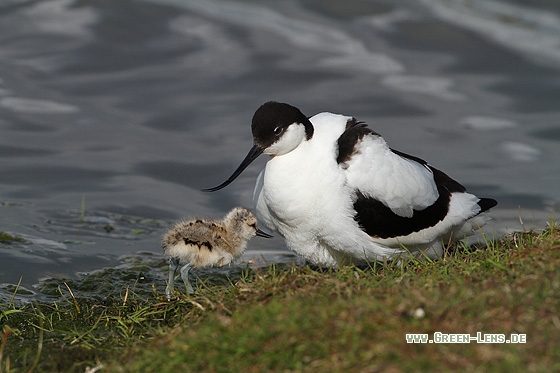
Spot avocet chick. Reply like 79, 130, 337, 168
162, 207, 272, 298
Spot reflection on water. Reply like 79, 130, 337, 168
1, 0, 559, 299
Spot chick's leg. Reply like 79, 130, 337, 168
166, 258, 181, 301
180, 263, 194, 294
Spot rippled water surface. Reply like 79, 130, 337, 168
1, 0, 559, 299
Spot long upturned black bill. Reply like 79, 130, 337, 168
256, 229, 273, 238
202, 145, 265, 192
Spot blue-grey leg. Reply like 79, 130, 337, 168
180, 263, 194, 294
166, 258, 181, 301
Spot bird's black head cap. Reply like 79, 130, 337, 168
251, 101, 314, 148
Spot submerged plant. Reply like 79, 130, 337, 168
0, 232, 25, 244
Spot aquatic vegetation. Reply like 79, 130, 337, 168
0, 232, 25, 244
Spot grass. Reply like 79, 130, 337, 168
1, 223, 559, 372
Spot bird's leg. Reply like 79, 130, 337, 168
180, 262, 194, 294
166, 258, 181, 301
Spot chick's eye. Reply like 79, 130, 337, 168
273, 126, 283, 135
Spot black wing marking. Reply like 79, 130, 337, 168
353, 187, 451, 239
337, 118, 381, 164
477, 198, 497, 212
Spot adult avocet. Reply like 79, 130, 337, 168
204, 102, 497, 267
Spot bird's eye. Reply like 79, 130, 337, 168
273, 126, 283, 135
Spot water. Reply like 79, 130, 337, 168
1, 0, 559, 300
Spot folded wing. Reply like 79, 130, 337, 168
337, 119, 495, 239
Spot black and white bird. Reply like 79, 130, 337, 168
162, 207, 272, 297
204, 102, 497, 267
